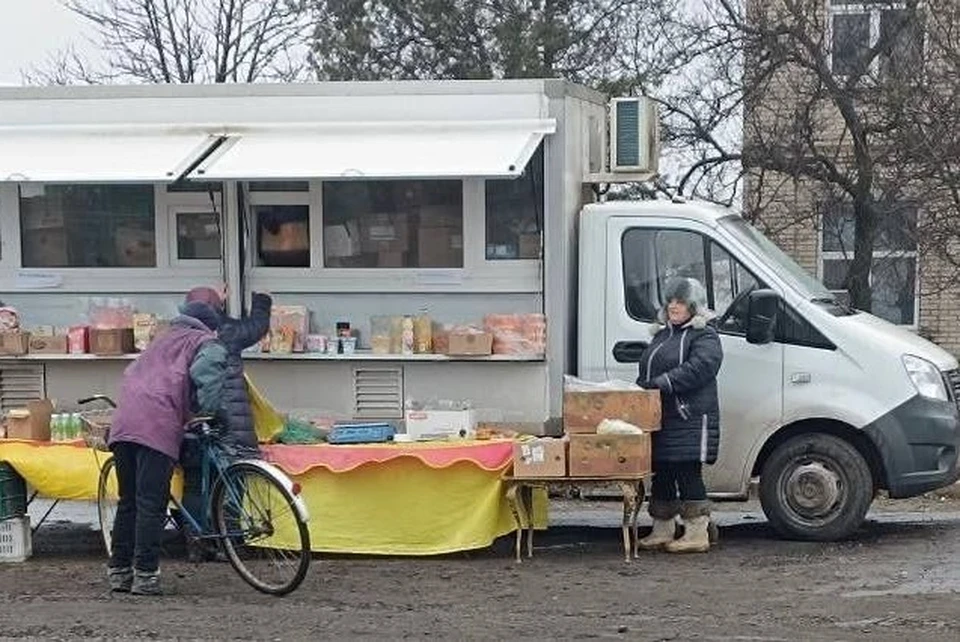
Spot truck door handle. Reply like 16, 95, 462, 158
790, 373, 812, 384
613, 341, 648, 363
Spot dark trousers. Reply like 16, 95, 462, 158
651, 461, 708, 503
108, 441, 175, 573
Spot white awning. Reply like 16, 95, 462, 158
0, 129, 220, 183
191, 120, 556, 180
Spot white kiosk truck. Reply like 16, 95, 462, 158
575, 197, 960, 541
0, 81, 956, 542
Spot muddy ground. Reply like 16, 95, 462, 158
3, 495, 960, 641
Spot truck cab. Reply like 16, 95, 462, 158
577, 199, 960, 540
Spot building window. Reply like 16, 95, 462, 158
176, 211, 221, 260
485, 144, 543, 260
820, 200, 918, 325
829, 1, 923, 78
19, 184, 156, 268
322, 180, 463, 269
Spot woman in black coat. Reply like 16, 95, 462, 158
182, 286, 272, 457
636, 277, 723, 553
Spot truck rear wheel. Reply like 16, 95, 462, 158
759, 433, 873, 541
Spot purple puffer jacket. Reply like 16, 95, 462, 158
109, 316, 217, 460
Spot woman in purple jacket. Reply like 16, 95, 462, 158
106, 300, 227, 596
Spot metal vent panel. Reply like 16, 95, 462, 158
353, 367, 403, 419
0, 363, 45, 412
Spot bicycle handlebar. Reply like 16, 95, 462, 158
77, 395, 117, 408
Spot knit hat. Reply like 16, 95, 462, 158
657, 277, 712, 328
184, 286, 224, 312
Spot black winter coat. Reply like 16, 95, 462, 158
216, 292, 272, 457
637, 319, 723, 465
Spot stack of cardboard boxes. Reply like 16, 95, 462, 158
417, 205, 462, 268
361, 212, 411, 267
512, 387, 661, 478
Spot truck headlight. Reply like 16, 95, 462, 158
903, 355, 949, 402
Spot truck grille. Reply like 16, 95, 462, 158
945, 369, 960, 407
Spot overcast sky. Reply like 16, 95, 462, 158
0, 0, 93, 84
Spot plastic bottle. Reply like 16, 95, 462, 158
50, 414, 62, 442
70, 413, 81, 441
401, 316, 414, 355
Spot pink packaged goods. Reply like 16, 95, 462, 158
270, 306, 309, 353
483, 313, 547, 356
67, 326, 89, 354
0, 307, 21, 333
88, 298, 134, 329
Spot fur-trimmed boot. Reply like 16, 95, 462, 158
666, 501, 711, 553
638, 501, 679, 550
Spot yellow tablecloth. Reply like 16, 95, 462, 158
0, 439, 544, 556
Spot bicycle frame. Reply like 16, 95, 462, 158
171, 429, 243, 540
170, 427, 309, 540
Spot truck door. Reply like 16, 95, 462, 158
603, 217, 784, 496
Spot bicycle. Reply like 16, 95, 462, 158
79, 395, 312, 596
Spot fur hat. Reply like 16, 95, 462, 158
656, 277, 712, 329
183, 286, 224, 312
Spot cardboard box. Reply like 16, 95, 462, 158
28, 335, 68, 355
417, 226, 463, 268
518, 233, 541, 259
6, 399, 53, 441
378, 250, 405, 268
563, 390, 661, 434
21, 229, 69, 267
260, 221, 309, 253
361, 214, 410, 253
446, 332, 493, 356
115, 226, 156, 267
513, 438, 566, 478
404, 408, 476, 441
0, 332, 30, 356
324, 223, 361, 259
568, 433, 651, 477
90, 328, 135, 356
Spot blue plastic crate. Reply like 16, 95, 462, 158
327, 422, 396, 445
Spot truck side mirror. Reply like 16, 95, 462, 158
746, 289, 779, 345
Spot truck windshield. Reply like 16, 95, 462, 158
718, 215, 837, 303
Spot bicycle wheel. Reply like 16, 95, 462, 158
211, 462, 310, 596
96, 457, 118, 555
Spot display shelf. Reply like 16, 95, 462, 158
0, 351, 545, 363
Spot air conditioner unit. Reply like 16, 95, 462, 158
609, 97, 659, 174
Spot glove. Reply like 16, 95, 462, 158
637, 380, 659, 391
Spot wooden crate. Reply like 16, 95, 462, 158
513, 438, 567, 478
568, 433, 651, 478
563, 390, 661, 434
0, 332, 30, 356
90, 328, 135, 356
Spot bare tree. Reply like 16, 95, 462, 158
699, 0, 960, 318
24, 0, 312, 84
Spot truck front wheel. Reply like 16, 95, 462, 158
759, 433, 874, 541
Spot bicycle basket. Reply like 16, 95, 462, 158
80, 410, 113, 452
